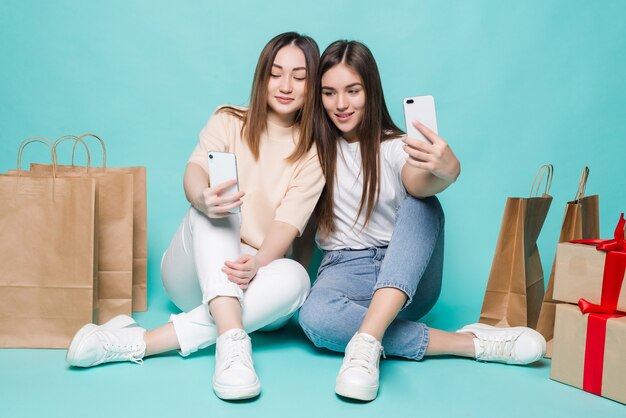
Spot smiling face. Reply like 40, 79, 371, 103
266, 44, 307, 127
320, 63, 366, 142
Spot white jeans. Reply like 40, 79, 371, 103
161, 207, 311, 356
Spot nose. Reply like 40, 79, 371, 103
336, 93, 348, 111
279, 76, 293, 93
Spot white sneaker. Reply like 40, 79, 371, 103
213, 329, 261, 400
457, 323, 546, 365
66, 315, 146, 367
335, 333, 384, 401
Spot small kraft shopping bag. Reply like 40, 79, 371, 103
53, 135, 134, 323
0, 138, 96, 348
536, 167, 599, 357
30, 133, 148, 312
479, 164, 553, 328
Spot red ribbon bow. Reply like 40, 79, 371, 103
571, 213, 626, 311
571, 212, 625, 252
578, 298, 626, 316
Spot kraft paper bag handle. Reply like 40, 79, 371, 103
71, 133, 107, 168
16, 137, 57, 197
53, 135, 92, 170
530, 164, 554, 197
574, 166, 590, 202
17, 137, 56, 176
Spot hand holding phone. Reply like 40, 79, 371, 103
401, 95, 460, 183
403, 95, 438, 143
208, 151, 241, 214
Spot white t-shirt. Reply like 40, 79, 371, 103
316, 137, 408, 250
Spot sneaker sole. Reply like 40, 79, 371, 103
213, 379, 261, 400
335, 380, 378, 401
66, 315, 137, 367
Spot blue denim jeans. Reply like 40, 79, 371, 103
299, 195, 444, 360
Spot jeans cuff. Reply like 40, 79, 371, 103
372, 281, 414, 308
413, 324, 430, 360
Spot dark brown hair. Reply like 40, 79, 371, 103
220, 32, 320, 162
315, 40, 404, 236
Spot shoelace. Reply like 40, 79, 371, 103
477, 334, 520, 361
343, 338, 384, 374
102, 342, 144, 364
222, 335, 251, 370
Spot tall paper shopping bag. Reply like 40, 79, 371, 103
536, 167, 599, 357
30, 133, 147, 312
0, 139, 96, 348
479, 164, 553, 328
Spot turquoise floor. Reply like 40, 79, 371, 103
2, 1, 626, 416
2, 286, 624, 418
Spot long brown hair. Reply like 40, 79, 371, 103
220, 32, 319, 163
315, 40, 404, 237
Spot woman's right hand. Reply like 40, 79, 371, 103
193, 179, 245, 218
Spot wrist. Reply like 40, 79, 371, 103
253, 253, 269, 270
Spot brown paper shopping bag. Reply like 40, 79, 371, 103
479, 164, 553, 328
0, 139, 96, 348
536, 167, 599, 357
25, 135, 135, 324
31, 133, 148, 312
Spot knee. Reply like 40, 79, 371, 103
265, 258, 311, 300
404, 195, 444, 219
398, 195, 445, 233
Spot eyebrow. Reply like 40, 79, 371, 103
272, 64, 307, 71
321, 82, 363, 89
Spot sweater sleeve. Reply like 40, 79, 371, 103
274, 151, 325, 235
187, 109, 232, 173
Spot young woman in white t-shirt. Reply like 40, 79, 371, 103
66, 32, 325, 401
298, 40, 546, 401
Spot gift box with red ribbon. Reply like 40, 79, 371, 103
553, 214, 626, 312
551, 303, 626, 404
550, 214, 626, 404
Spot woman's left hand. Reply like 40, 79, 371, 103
403, 121, 460, 183
223, 255, 259, 289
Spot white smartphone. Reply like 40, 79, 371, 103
207, 151, 240, 214
403, 95, 438, 143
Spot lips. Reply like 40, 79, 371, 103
275, 96, 294, 104
334, 112, 354, 122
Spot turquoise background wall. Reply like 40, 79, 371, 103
1, 0, 625, 328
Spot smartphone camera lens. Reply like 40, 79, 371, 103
209, 154, 213, 159
406, 99, 414, 104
